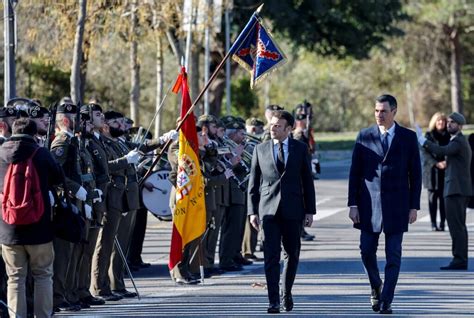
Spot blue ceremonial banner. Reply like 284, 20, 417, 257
229, 12, 287, 88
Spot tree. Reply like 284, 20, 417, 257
70, 0, 87, 104
409, 0, 474, 114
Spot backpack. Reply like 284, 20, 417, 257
1, 147, 44, 225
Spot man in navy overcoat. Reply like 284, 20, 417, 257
348, 94, 422, 314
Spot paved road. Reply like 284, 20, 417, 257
58, 156, 474, 317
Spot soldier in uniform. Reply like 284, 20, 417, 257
219, 119, 252, 271
64, 110, 103, 309
50, 102, 89, 312
26, 102, 50, 147
241, 117, 265, 261
197, 115, 234, 278
0, 107, 17, 145
90, 110, 140, 301
292, 106, 317, 242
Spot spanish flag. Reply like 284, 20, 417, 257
169, 66, 206, 272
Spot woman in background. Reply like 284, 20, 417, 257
421, 112, 451, 231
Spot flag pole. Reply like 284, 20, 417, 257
140, 4, 264, 184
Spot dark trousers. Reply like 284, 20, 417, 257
444, 195, 469, 265
129, 207, 148, 265
262, 214, 302, 304
360, 231, 403, 305
428, 190, 445, 227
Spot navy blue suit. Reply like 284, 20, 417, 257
348, 123, 421, 305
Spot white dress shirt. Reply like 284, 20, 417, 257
378, 123, 396, 151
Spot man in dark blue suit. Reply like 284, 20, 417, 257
248, 110, 316, 314
348, 94, 422, 315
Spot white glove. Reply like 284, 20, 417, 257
84, 204, 93, 220
224, 169, 234, 180
49, 191, 55, 206
125, 149, 140, 164
414, 124, 427, 145
75, 186, 87, 201
159, 130, 179, 144
92, 188, 103, 203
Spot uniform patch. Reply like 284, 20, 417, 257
93, 149, 99, 156
55, 148, 64, 157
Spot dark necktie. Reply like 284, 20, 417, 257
276, 142, 285, 174
381, 133, 389, 155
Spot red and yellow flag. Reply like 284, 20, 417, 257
168, 67, 206, 271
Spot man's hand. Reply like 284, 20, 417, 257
349, 207, 360, 224
414, 124, 427, 145
250, 214, 260, 231
436, 161, 447, 170
409, 209, 417, 224
304, 214, 313, 227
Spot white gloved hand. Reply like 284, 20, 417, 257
84, 204, 93, 220
414, 124, 427, 145
159, 129, 179, 144
125, 149, 140, 164
92, 188, 103, 203
224, 169, 234, 180
75, 186, 87, 201
49, 191, 55, 206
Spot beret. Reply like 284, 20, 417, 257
56, 103, 77, 114
245, 117, 264, 126
448, 112, 466, 125
84, 102, 103, 113
103, 110, 124, 120
265, 104, 283, 111
220, 115, 236, 125
0, 107, 17, 118
28, 105, 50, 119
225, 120, 245, 130
198, 114, 218, 124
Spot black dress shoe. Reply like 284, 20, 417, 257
219, 264, 243, 272
54, 301, 81, 312
96, 293, 123, 301
440, 263, 467, 270
379, 301, 392, 314
175, 277, 200, 285
80, 295, 105, 306
234, 256, 253, 266
267, 303, 280, 314
71, 300, 90, 309
370, 284, 382, 312
281, 294, 293, 312
113, 289, 138, 298
139, 261, 151, 268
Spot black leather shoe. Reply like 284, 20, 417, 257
54, 301, 81, 312
234, 256, 253, 266
80, 296, 105, 306
113, 289, 138, 298
219, 264, 243, 272
440, 263, 467, 270
267, 303, 280, 314
379, 301, 392, 314
175, 277, 200, 285
71, 300, 90, 309
301, 233, 315, 241
281, 294, 293, 312
370, 284, 382, 312
96, 293, 123, 301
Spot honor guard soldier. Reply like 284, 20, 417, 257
219, 119, 252, 271
0, 107, 18, 145
50, 102, 88, 313
90, 110, 139, 301
26, 101, 51, 147
196, 115, 234, 278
